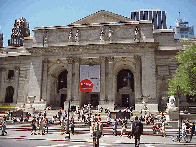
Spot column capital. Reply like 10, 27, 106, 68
73, 57, 81, 63
99, 56, 106, 62
107, 56, 114, 62
43, 58, 49, 64
134, 55, 141, 61
14, 66, 20, 71
67, 57, 73, 64
0, 67, 6, 72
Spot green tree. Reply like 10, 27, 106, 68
168, 40, 196, 96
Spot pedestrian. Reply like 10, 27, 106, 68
131, 116, 143, 147
99, 119, 103, 136
40, 118, 45, 135
6, 110, 10, 120
44, 111, 47, 118
31, 117, 37, 135
113, 119, 117, 136
90, 122, 95, 137
78, 109, 80, 121
20, 115, 23, 123
71, 122, 75, 135
64, 110, 67, 118
3, 115, 6, 122
190, 122, 195, 140
120, 122, 127, 136
161, 119, 166, 137
107, 116, 111, 125
58, 109, 62, 121
60, 117, 66, 135
182, 120, 186, 136
44, 118, 49, 134
1, 121, 7, 135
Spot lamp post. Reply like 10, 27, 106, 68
177, 85, 180, 142
65, 100, 70, 139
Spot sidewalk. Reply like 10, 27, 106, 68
1, 123, 196, 146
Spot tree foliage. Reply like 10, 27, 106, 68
168, 40, 196, 96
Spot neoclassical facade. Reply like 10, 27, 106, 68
0, 10, 185, 112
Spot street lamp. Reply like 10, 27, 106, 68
177, 85, 180, 142
65, 100, 70, 139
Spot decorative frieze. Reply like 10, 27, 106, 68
26, 43, 159, 54
0, 56, 30, 62
67, 57, 73, 64
107, 56, 114, 62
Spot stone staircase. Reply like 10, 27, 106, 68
1, 109, 181, 136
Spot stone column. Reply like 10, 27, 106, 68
67, 57, 73, 101
46, 74, 52, 105
141, 51, 156, 99
28, 57, 42, 101
100, 56, 106, 102
108, 56, 114, 101
74, 57, 80, 101
14, 66, 20, 103
0, 67, 6, 103
42, 59, 48, 101
134, 55, 142, 100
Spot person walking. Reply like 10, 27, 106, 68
99, 119, 103, 136
90, 122, 95, 137
31, 117, 37, 135
1, 121, 7, 135
120, 122, 127, 136
44, 111, 47, 118
113, 119, 117, 136
132, 116, 143, 147
6, 110, 11, 120
58, 109, 62, 121
71, 122, 75, 135
161, 119, 166, 137
190, 122, 195, 140
44, 118, 49, 134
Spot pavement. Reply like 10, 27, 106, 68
0, 121, 195, 147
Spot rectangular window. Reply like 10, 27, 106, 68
8, 70, 14, 79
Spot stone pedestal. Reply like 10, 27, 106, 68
135, 104, 159, 115
168, 111, 179, 121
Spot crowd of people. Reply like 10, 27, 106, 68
0, 103, 195, 145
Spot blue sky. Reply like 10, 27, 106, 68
0, 0, 196, 46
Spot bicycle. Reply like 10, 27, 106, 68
171, 130, 191, 143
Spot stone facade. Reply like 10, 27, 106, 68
0, 10, 187, 112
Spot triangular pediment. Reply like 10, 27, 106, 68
70, 10, 136, 25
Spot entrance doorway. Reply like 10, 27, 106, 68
60, 94, 67, 109
5, 86, 14, 103
91, 94, 99, 109
122, 94, 129, 108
